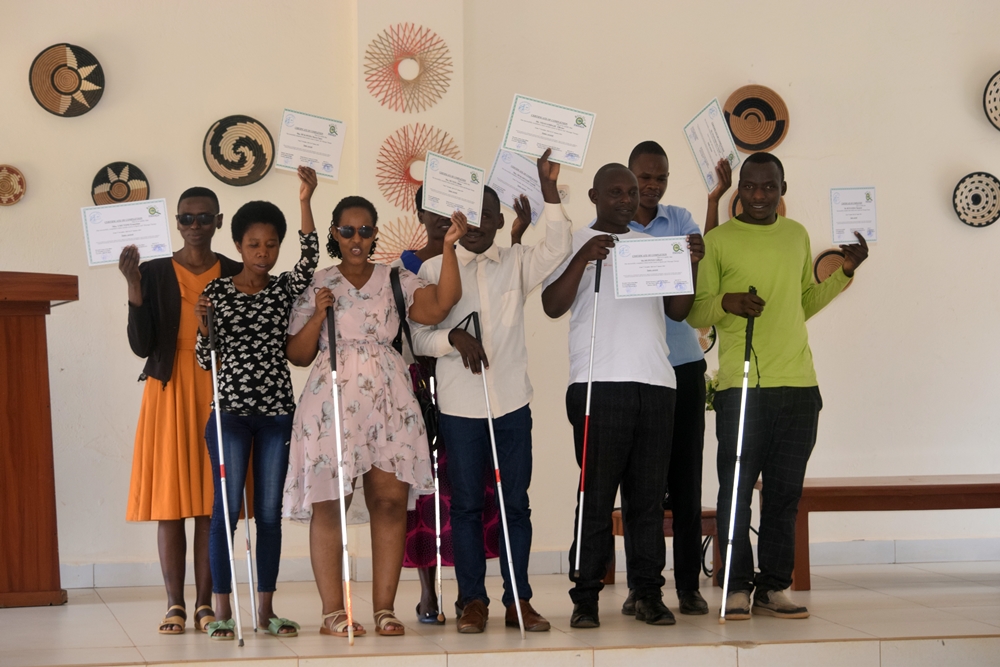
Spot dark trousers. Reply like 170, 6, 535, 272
205, 411, 292, 595
623, 358, 706, 592
714, 386, 822, 594
567, 382, 675, 604
440, 405, 533, 608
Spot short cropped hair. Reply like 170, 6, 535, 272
628, 141, 668, 168
742, 152, 785, 181
593, 162, 632, 188
414, 186, 424, 213
177, 186, 219, 211
483, 185, 500, 214
327, 196, 379, 259
231, 201, 287, 243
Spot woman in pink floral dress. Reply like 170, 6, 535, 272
283, 195, 465, 637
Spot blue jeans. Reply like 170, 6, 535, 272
440, 405, 533, 608
205, 411, 292, 594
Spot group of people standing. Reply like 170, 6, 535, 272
122, 140, 868, 640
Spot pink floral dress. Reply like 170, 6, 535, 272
283, 264, 433, 522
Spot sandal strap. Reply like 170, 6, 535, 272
322, 610, 349, 632
195, 605, 214, 615
206, 619, 236, 635
373, 608, 402, 629
267, 617, 300, 633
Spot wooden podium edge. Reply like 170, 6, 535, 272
0, 589, 68, 608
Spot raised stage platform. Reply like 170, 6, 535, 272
1, 563, 997, 667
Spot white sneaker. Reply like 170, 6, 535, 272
752, 589, 810, 619
723, 591, 751, 620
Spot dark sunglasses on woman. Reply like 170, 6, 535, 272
176, 213, 219, 226
336, 225, 375, 239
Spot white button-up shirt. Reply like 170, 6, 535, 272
411, 203, 572, 419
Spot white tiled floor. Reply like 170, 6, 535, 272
1, 563, 998, 667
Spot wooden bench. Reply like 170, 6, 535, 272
753, 474, 1000, 591
603, 506, 722, 586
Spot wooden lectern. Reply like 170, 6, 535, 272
0, 272, 78, 607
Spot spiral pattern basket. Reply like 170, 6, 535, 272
723, 85, 789, 152
203, 115, 274, 186
29, 43, 104, 117
813, 249, 852, 290
953, 172, 1000, 227
984, 70, 1000, 131
91, 162, 149, 205
370, 216, 429, 265
0, 165, 26, 206
364, 23, 453, 113
376, 123, 461, 212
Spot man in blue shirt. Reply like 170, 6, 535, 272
617, 141, 728, 616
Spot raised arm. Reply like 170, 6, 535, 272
511, 194, 531, 245
299, 166, 317, 236
122, 249, 154, 357
520, 149, 573, 291
705, 159, 732, 234
286, 167, 321, 297
541, 234, 615, 318
407, 212, 467, 325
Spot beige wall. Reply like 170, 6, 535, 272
1, 0, 998, 569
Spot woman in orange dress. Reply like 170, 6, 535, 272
122, 187, 242, 634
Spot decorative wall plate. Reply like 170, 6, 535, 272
698, 326, 717, 353
370, 216, 428, 265
376, 123, 461, 212
0, 165, 27, 206
813, 249, 852, 290
91, 162, 149, 205
723, 85, 789, 152
729, 191, 786, 219
203, 115, 274, 186
984, 70, 1000, 131
953, 172, 1000, 227
29, 43, 104, 117
364, 23, 452, 113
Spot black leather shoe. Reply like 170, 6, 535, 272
677, 589, 709, 615
570, 600, 600, 628
635, 596, 676, 625
621, 589, 636, 616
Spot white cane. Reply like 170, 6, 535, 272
327, 306, 355, 644
206, 304, 245, 645
430, 375, 445, 623
572, 257, 603, 579
467, 312, 525, 639
720, 286, 757, 624
243, 488, 257, 632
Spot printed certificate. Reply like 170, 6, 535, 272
276, 109, 346, 180
486, 148, 543, 225
683, 99, 741, 192
421, 152, 486, 227
501, 94, 595, 168
613, 236, 694, 299
82, 199, 172, 267
831, 187, 877, 244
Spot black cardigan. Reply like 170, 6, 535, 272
127, 254, 243, 385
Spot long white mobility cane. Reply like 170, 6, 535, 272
243, 488, 257, 632
719, 286, 757, 624
465, 312, 526, 639
430, 375, 445, 623
326, 306, 355, 645
206, 304, 245, 645
572, 258, 603, 580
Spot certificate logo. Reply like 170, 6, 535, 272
672, 242, 683, 253
328, 124, 338, 136
617, 245, 631, 258
517, 101, 532, 114
833, 192, 841, 204
470, 173, 479, 184
148, 206, 160, 216
429, 158, 440, 171
284, 114, 296, 126
323, 162, 333, 173
865, 191, 872, 202
574, 116, 587, 128
708, 106, 718, 119
88, 211, 102, 223
501, 152, 513, 164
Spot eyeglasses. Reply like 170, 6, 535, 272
177, 213, 219, 226
336, 225, 375, 239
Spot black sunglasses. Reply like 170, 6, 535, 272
336, 225, 375, 239
176, 213, 219, 226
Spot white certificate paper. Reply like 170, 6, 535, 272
81, 199, 172, 267
501, 95, 595, 168
831, 187, 877, 244
421, 152, 485, 227
684, 99, 741, 192
276, 109, 346, 180
613, 236, 694, 299
487, 148, 543, 225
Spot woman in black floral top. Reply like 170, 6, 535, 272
193, 167, 319, 639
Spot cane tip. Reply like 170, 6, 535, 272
437, 613, 445, 623
238, 638, 245, 646
718, 617, 726, 625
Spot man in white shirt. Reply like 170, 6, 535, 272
412, 150, 571, 634
541, 163, 703, 629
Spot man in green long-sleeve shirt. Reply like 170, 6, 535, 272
688, 153, 869, 620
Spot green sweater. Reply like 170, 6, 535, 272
688, 216, 849, 391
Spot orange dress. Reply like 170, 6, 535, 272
126, 260, 219, 521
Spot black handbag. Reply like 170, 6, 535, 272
389, 267, 439, 446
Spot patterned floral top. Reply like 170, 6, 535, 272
196, 231, 319, 416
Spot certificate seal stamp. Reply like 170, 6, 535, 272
203, 115, 274, 186
0, 165, 27, 206
29, 43, 105, 117
723, 85, 789, 152
501, 151, 513, 164
953, 172, 1000, 228
284, 114, 296, 126
364, 23, 452, 113
92, 162, 150, 205
376, 123, 461, 212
